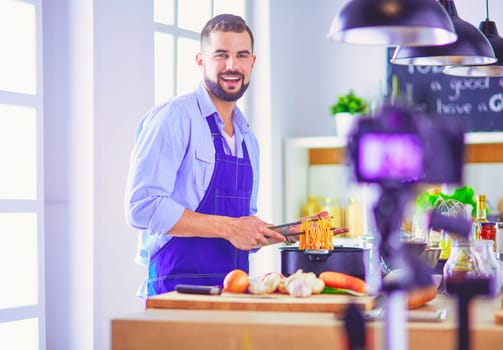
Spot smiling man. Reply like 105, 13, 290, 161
124, 14, 286, 298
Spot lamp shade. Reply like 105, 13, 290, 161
327, 0, 457, 46
443, 20, 503, 77
391, 0, 496, 66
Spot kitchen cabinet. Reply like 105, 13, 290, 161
283, 132, 503, 223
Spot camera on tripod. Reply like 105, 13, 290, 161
348, 104, 466, 187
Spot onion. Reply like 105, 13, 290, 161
223, 269, 249, 293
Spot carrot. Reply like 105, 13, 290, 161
318, 271, 366, 294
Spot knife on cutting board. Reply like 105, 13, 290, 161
175, 284, 222, 295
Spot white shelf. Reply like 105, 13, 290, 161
465, 132, 503, 144
286, 132, 503, 149
283, 133, 503, 223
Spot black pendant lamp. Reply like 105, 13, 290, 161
444, 0, 503, 77
391, 0, 496, 66
327, 0, 457, 46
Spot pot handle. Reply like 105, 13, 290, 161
304, 249, 332, 262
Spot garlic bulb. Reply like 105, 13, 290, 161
302, 272, 325, 294
248, 277, 269, 294
261, 272, 281, 293
288, 279, 312, 298
248, 269, 324, 297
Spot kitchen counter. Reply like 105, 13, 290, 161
111, 293, 503, 350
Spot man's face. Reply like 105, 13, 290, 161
198, 31, 256, 102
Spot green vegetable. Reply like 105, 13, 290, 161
321, 286, 365, 297
415, 185, 476, 216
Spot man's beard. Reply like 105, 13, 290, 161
205, 72, 249, 102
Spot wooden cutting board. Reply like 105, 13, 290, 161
146, 291, 376, 313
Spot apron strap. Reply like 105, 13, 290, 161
206, 115, 226, 154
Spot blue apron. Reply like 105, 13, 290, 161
147, 115, 253, 296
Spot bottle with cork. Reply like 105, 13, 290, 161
473, 194, 489, 240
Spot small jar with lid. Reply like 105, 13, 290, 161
479, 222, 497, 252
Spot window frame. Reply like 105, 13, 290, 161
154, 0, 248, 110
0, 0, 46, 348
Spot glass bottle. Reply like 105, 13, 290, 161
301, 196, 321, 217
370, 80, 385, 116
443, 240, 478, 284
472, 240, 501, 295
439, 230, 452, 260
473, 194, 488, 240
319, 197, 344, 229
428, 228, 442, 249
346, 197, 363, 238
443, 240, 499, 296
391, 74, 401, 105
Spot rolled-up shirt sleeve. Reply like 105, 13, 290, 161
125, 104, 190, 237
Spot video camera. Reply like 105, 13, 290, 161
344, 104, 476, 350
347, 103, 471, 283
348, 104, 466, 187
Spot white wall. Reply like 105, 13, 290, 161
270, 0, 503, 139
268, 0, 503, 221
92, 1, 154, 349
268, 0, 388, 224
42, 0, 503, 349
44, 1, 151, 349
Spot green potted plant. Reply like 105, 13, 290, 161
330, 90, 368, 115
330, 90, 368, 137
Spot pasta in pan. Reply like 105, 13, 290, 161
298, 216, 333, 250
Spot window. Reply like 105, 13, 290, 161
153, 0, 247, 106
0, 0, 45, 349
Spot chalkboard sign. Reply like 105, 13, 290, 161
386, 48, 503, 132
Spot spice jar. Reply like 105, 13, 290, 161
480, 222, 497, 252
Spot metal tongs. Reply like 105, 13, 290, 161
268, 216, 348, 237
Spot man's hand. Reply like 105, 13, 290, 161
168, 210, 333, 250
223, 216, 286, 250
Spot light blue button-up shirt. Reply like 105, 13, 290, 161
125, 83, 260, 266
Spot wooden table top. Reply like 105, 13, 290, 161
112, 294, 503, 350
